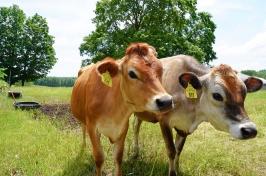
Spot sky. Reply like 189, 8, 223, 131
0, 0, 265, 76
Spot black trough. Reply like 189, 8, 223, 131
8, 91, 22, 98
14, 102, 41, 110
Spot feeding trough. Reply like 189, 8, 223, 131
14, 101, 41, 110
8, 91, 22, 98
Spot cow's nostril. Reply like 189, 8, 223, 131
241, 127, 257, 139
155, 96, 173, 111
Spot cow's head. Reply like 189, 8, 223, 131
179, 64, 262, 139
97, 43, 173, 113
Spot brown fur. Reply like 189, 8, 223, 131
212, 64, 245, 103
71, 43, 170, 176
126, 43, 156, 57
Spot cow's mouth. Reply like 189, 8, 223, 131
158, 103, 174, 114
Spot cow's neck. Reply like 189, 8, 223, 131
113, 77, 133, 117
190, 92, 211, 133
189, 92, 207, 133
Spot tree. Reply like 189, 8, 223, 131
0, 5, 25, 85
0, 68, 6, 80
0, 68, 7, 88
0, 5, 56, 86
80, 0, 216, 65
20, 14, 56, 86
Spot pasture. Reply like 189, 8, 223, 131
0, 86, 265, 176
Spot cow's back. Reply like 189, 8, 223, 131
71, 64, 96, 124
71, 62, 122, 125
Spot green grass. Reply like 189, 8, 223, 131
0, 86, 265, 176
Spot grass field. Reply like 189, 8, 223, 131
0, 86, 265, 176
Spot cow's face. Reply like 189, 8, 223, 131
120, 43, 173, 113
97, 43, 173, 113
179, 65, 262, 139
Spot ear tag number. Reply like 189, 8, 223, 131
101, 71, 112, 87
185, 83, 197, 99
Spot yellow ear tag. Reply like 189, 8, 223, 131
101, 71, 112, 87
185, 83, 197, 99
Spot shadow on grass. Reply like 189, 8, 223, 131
58, 148, 190, 176
122, 157, 190, 176
58, 148, 95, 176
122, 156, 168, 176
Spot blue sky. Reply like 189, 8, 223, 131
198, 0, 266, 71
0, 0, 265, 76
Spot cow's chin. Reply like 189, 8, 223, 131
143, 106, 173, 116
229, 122, 257, 140
144, 102, 172, 114
144, 103, 160, 113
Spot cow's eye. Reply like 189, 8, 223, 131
128, 70, 138, 79
212, 93, 223, 102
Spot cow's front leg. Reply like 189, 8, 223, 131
132, 116, 142, 158
160, 122, 177, 176
113, 121, 129, 176
87, 124, 104, 176
81, 124, 87, 148
174, 133, 187, 171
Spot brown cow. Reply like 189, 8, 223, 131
71, 43, 173, 176
133, 55, 263, 176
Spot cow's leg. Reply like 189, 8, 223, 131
160, 122, 177, 176
174, 134, 187, 171
87, 125, 104, 176
82, 124, 86, 148
132, 116, 142, 158
113, 122, 129, 176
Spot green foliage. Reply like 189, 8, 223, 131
0, 68, 6, 80
0, 80, 7, 88
0, 68, 7, 88
241, 69, 266, 79
34, 77, 76, 87
80, 0, 216, 65
0, 5, 57, 86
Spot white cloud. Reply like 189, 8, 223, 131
212, 30, 266, 71
198, 0, 265, 71
197, 0, 217, 10
197, 0, 252, 15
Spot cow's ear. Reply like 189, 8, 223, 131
244, 77, 263, 92
97, 58, 119, 77
179, 72, 202, 89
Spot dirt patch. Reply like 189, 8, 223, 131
38, 103, 80, 129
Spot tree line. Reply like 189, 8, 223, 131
34, 77, 76, 87
241, 70, 266, 79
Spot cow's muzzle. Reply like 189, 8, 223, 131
229, 121, 257, 139
241, 126, 257, 139
155, 94, 173, 112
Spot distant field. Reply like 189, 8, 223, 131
0, 86, 265, 176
